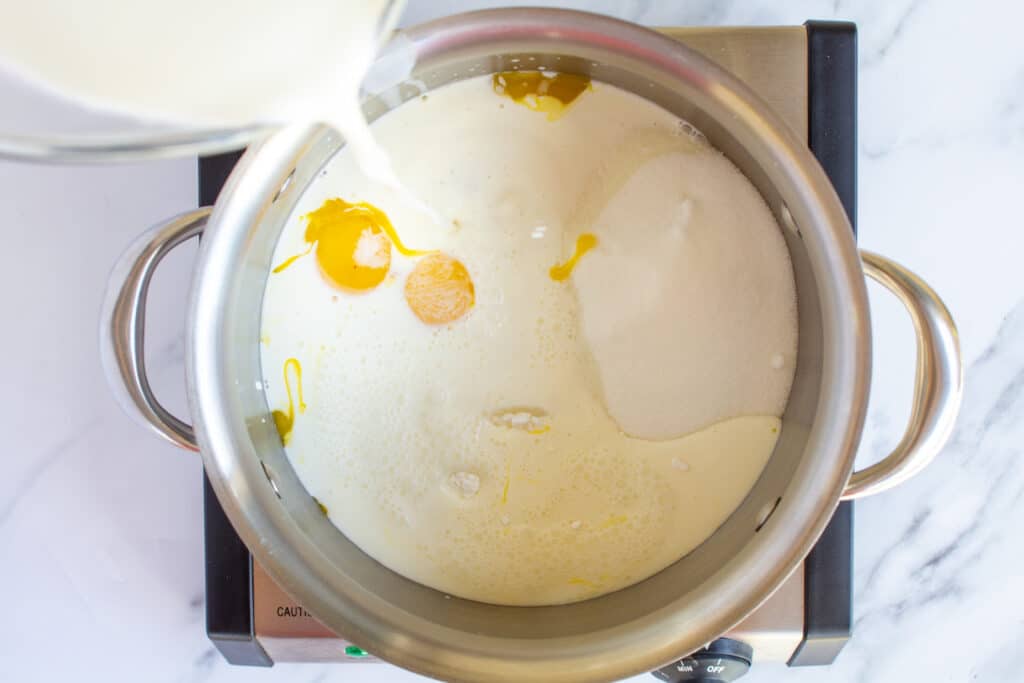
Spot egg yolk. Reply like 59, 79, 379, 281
550, 233, 598, 281
404, 253, 475, 325
272, 198, 433, 292
272, 357, 305, 446
492, 71, 592, 120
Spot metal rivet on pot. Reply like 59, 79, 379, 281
779, 202, 800, 238
755, 497, 782, 532
272, 168, 295, 204
261, 460, 282, 499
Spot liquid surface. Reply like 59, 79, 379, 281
261, 74, 797, 605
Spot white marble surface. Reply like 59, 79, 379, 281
0, 0, 1020, 681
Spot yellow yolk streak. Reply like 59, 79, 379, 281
272, 358, 306, 446
598, 514, 629, 530
312, 496, 329, 516
550, 233, 598, 281
492, 71, 592, 121
568, 577, 597, 588
271, 244, 313, 273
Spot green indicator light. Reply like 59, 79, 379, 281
345, 645, 368, 658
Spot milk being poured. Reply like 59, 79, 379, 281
0, 0, 402, 181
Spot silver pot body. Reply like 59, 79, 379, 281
101, 9, 962, 682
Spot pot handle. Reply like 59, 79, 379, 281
100, 208, 212, 452
840, 251, 963, 500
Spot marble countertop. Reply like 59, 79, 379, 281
1, 1, 1020, 681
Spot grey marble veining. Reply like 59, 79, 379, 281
1, 1, 1021, 681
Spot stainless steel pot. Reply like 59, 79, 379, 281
100, 9, 962, 682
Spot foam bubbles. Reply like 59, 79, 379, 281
448, 471, 481, 497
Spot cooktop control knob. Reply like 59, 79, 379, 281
651, 638, 753, 682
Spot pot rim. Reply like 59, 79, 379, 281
187, 8, 870, 682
